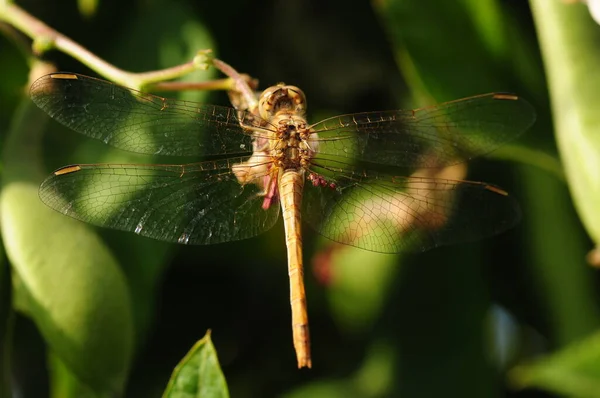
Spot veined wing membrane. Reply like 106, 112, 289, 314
309, 93, 536, 169
303, 162, 520, 253
30, 73, 263, 157
38, 157, 280, 245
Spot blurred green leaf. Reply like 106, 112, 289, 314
374, 0, 536, 103
510, 330, 600, 397
48, 352, 105, 398
518, 165, 600, 345
491, 144, 564, 181
1, 77, 133, 395
323, 246, 400, 334
530, 0, 600, 245
0, 244, 11, 398
162, 330, 229, 398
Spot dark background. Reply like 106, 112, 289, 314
1, 0, 598, 397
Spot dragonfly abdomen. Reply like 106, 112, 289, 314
279, 169, 311, 368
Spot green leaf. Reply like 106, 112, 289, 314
1, 76, 134, 395
0, 243, 11, 398
510, 330, 600, 397
162, 330, 230, 398
323, 246, 400, 334
48, 352, 106, 398
530, 0, 600, 245
374, 0, 539, 103
518, 165, 600, 345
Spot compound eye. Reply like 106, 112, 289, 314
286, 86, 307, 114
258, 84, 307, 119
258, 84, 283, 119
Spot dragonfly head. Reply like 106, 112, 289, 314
258, 84, 306, 120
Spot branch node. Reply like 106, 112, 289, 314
193, 49, 214, 70
32, 35, 54, 56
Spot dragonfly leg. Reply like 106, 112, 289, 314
211, 58, 260, 114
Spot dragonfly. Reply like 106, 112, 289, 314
30, 71, 535, 369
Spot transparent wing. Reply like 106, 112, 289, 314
303, 161, 520, 253
30, 73, 265, 157
38, 157, 280, 245
309, 93, 536, 169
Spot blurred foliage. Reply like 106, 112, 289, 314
0, 0, 600, 397
2, 64, 133, 396
531, 0, 600, 245
0, 240, 10, 398
510, 330, 600, 397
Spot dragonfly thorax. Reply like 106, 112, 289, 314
258, 83, 307, 120
271, 114, 312, 171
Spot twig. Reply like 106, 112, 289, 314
0, 1, 257, 94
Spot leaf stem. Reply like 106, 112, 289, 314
0, 2, 256, 93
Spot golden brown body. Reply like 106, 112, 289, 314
233, 84, 314, 368
279, 170, 311, 368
